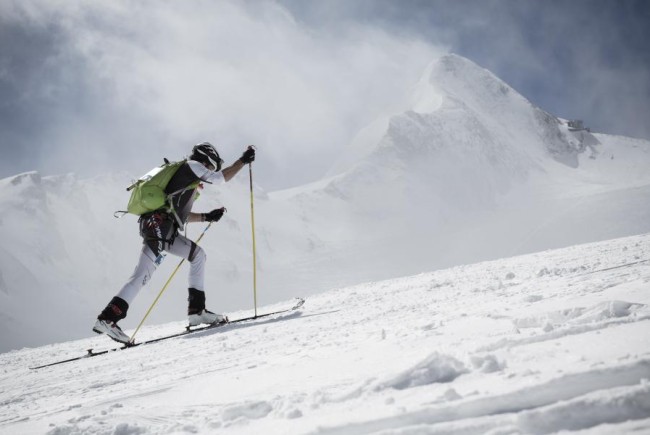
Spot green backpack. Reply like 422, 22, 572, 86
125, 159, 198, 216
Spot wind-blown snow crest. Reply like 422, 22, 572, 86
1, 232, 649, 434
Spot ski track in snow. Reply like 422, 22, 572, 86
1, 234, 650, 434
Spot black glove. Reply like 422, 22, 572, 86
204, 208, 226, 222
239, 146, 256, 164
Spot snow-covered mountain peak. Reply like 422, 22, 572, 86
421, 54, 601, 168
0, 172, 49, 213
323, 55, 567, 214
425, 54, 527, 111
1, 171, 82, 197
328, 53, 602, 198
0, 171, 43, 193
3, 171, 41, 185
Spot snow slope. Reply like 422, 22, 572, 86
2, 53, 650, 352
1, 233, 649, 434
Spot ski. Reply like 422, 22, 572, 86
30, 298, 305, 370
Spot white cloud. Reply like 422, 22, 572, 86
1, 0, 441, 189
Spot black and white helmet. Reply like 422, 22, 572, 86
190, 142, 223, 171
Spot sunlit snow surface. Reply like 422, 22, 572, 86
1, 233, 649, 434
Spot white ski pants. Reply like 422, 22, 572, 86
116, 234, 207, 305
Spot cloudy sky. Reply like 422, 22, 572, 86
1, 0, 648, 190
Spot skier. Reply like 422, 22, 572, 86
93, 142, 256, 343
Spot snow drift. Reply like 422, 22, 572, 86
1, 232, 649, 434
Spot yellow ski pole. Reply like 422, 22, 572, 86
129, 221, 213, 344
249, 162, 258, 317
